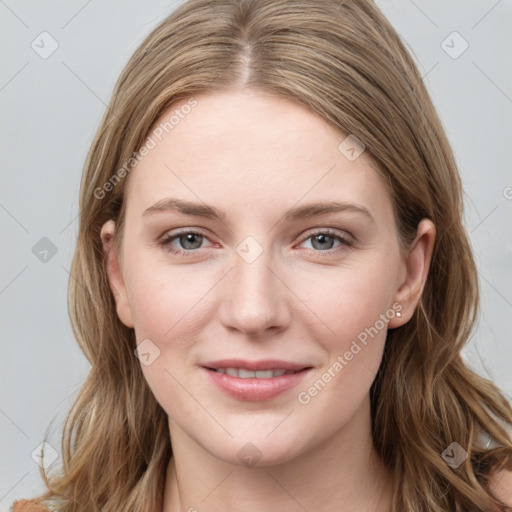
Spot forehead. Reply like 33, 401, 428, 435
125, 89, 392, 221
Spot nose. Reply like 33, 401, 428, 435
217, 243, 291, 337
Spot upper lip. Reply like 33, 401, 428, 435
201, 359, 312, 372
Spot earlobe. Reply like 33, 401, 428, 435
389, 219, 436, 327
100, 220, 134, 328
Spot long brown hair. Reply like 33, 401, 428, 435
27, 0, 512, 510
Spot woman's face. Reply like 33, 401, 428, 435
102, 89, 433, 467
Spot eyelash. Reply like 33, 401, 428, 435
158, 228, 354, 258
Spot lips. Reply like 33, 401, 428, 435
201, 358, 310, 372
201, 359, 313, 401
211, 368, 293, 378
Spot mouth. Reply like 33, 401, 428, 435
206, 367, 304, 378
200, 359, 313, 401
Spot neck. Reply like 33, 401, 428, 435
161, 395, 393, 512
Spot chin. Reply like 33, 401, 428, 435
204, 432, 307, 469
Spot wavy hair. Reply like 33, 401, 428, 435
25, 0, 512, 510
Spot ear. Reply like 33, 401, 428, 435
388, 218, 436, 328
100, 220, 134, 328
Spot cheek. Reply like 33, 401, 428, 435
125, 262, 219, 409
293, 258, 397, 405
126, 259, 214, 343
297, 257, 397, 345
126, 265, 209, 416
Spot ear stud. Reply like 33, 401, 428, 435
396, 311, 402, 318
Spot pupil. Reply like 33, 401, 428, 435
181, 233, 202, 250
312, 234, 333, 250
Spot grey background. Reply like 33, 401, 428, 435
1, 0, 511, 508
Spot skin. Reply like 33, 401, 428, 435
101, 89, 436, 512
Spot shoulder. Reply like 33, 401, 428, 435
490, 468, 512, 509
10, 499, 49, 512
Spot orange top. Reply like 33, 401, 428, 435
10, 500, 49, 512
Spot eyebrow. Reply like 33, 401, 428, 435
143, 198, 374, 224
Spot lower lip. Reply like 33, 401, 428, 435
202, 367, 312, 401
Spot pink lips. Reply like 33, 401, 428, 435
201, 359, 313, 401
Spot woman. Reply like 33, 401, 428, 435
12, 0, 512, 510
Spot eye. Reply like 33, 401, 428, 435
298, 229, 354, 254
158, 229, 214, 256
